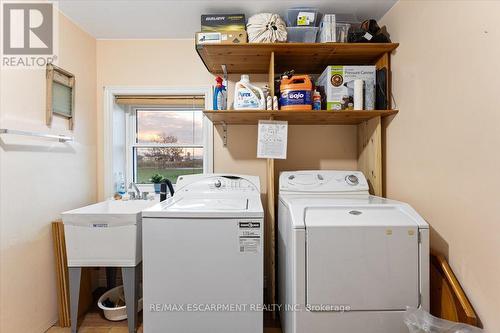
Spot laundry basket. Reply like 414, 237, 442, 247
97, 285, 143, 321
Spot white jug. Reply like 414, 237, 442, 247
234, 75, 266, 110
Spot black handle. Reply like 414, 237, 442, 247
160, 179, 175, 202
164, 179, 175, 197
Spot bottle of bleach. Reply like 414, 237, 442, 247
234, 75, 266, 110
213, 76, 227, 110
279, 75, 313, 110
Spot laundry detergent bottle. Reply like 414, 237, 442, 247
234, 75, 266, 110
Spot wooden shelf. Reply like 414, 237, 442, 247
196, 40, 399, 309
196, 43, 399, 74
203, 109, 398, 125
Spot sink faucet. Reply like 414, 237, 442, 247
129, 182, 141, 197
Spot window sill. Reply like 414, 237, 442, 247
134, 183, 177, 194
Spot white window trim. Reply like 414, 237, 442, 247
103, 87, 213, 199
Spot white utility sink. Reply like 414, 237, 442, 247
63, 199, 156, 225
62, 199, 157, 267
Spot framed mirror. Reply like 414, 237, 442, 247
46, 64, 75, 129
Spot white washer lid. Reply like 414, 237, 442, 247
305, 206, 418, 228
280, 194, 429, 229
142, 196, 264, 218
170, 197, 248, 210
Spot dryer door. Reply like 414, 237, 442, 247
305, 206, 420, 311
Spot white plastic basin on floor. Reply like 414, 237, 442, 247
97, 285, 143, 321
62, 199, 157, 267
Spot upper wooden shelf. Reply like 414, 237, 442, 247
196, 43, 399, 74
203, 109, 398, 125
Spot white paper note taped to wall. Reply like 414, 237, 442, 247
257, 120, 288, 159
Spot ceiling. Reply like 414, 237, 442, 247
58, 0, 397, 39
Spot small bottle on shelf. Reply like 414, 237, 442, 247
312, 90, 322, 110
213, 76, 227, 110
273, 96, 279, 110
116, 172, 126, 195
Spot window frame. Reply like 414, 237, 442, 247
125, 106, 208, 190
103, 87, 213, 199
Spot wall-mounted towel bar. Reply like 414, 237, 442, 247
0, 128, 73, 142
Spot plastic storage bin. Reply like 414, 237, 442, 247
286, 7, 320, 27
287, 27, 319, 43
97, 285, 143, 321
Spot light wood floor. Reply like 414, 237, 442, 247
46, 311, 281, 333
46, 311, 142, 333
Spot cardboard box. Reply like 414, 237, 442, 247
317, 65, 376, 110
201, 14, 246, 32
196, 31, 247, 45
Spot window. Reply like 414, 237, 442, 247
128, 107, 205, 184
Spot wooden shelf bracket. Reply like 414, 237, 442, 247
221, 64, 228, 82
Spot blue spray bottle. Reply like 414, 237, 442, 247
213, 76, 227, 110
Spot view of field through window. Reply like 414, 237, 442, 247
134, 109, 203, 184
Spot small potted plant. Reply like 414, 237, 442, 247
150, 173, 164, 194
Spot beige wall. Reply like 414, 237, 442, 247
4, 4, 497, 331
0, 13, 97, 333
96, 39, 357, 198
381, 0, 500, 330
95, 40, 357, 300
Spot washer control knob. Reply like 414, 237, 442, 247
345, 174, 359, 186
288, 175, 295, 180
214, 179, 222, 188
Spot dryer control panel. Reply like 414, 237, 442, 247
279, 170, 369, 193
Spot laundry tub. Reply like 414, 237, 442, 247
62, 199, 155, 332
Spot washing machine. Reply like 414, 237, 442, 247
142, 174, 264, 333
278, 170, 429, 333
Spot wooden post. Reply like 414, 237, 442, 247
265, 52, 276, 308
357, 116, 382, 196
357, 52, 391, 196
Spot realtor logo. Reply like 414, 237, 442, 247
1, 1, 58, 67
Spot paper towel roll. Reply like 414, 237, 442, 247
354, 79, 364, 110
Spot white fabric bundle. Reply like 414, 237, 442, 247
247, 13, 287, 43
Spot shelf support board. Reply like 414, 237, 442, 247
221, 64, 228, 82
221, 121, 227, 147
